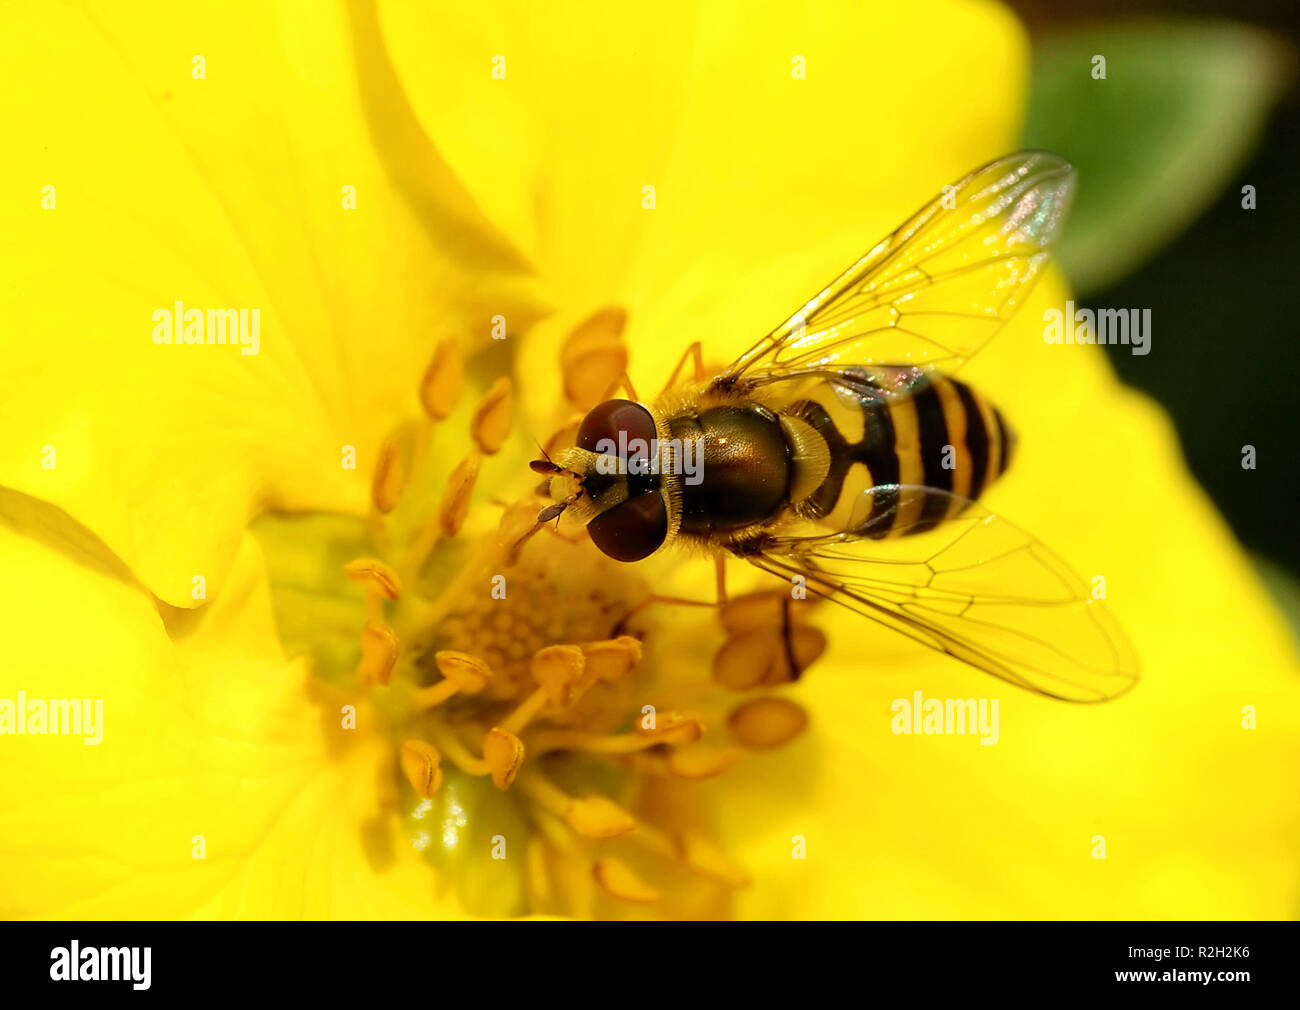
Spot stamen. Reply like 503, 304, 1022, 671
566, 795, 638, 839
673, 833, 752, 888
420, 337, 464, 421
519, 772, 637, 839
424, 720, 489, 777
471, 377, 514, 455
592, 857, 661, 904
499, 688, 551, 736
561, 306, 629, 411
614, 819, 750, 890
713, 625, 826, 689
483, 726, 525, 789
371, 437, 405, 515
543, 417, 582, 460
402, 453, 480, 578
528, 715, 702, 756
506, 517, 551, 568
635, 710, 705, 740
399, 739, 443, 798
529, 644, 593, 710
727, 697, 809, 749
663, 742, 744, 779
343, 558, 403, 600
356, 623, 399, 686
410, 651, 493, 709
438, 454, 481, 537
525, 836, 553, 909
433, 650, 493, 692
579, 636, 643, 682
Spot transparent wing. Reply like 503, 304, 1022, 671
738, 485, 1137, 702
723, 151, 1075, 381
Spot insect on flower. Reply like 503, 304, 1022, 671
527, 151, 1138, 703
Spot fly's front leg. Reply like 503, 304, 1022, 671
615, 556, 728, 634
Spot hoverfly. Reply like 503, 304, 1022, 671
529, 151, 1137, 702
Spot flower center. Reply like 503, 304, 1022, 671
323, 320, 818, 918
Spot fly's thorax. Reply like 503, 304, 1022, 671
666, 403, 793, 535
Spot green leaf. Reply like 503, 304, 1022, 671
1021, 20, 1291, 295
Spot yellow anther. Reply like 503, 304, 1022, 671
343, 558, 403, 600
665, 742, 743, 780
356, 623, 399, 686
579, 636, 643, 682
437, 453, 480, 537
371, 437, 404, 514
592, 857, 661, 904
674, 833, 752, 888
483, 726, 525, 789
499, 499, 549, 567
720, 590, 809, 635
543, 418, 582, 461
401, 454, 480, 579
727, 697, 808, 749
636, 710, 705, 745
471, 376, 514, 455
399, 739, 443, 798
420, 336, 464, 421
531, 644, 593, 709
565, 795, 637, 840
433, 650, 492, 693
712, 625, 827, 689
561, 307, 628, 411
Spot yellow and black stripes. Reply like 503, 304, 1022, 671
789, 368, 1014, 539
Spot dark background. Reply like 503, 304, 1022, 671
1010, 0, 1299, 580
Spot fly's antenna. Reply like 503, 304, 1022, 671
529, 458, 584, 481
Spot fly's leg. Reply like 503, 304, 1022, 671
614, 555, 727, 634
779, 594, 805, 680
659, 341, 707, 396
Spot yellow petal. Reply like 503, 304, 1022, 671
375, 0, 1028, 423
0, 514, 460, 919
0, 0, 542, 608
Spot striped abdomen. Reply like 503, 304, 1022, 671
789, 367, 1014, 538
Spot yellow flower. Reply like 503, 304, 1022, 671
1, 0, 1297, 921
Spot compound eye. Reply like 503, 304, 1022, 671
587, 492, 668, 562
577, 399, 657, 457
